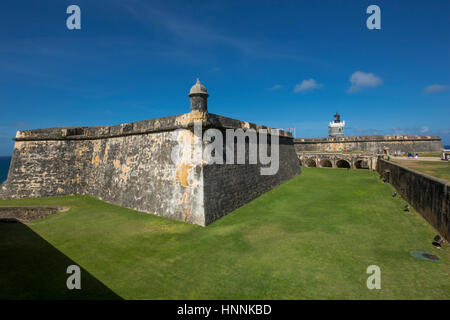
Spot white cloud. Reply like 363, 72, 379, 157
423, 84, 449, 94
293, 79, 323, 93
0, 121, 30, 128
269, 84, 283, 91
348, 71, 382, 93
391, 126, 434, 135
420, 126, 429, 133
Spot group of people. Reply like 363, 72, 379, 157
387, 150, 450, 161
391, 151, 419, 158
442, 152, 450, 161
407, 152, 419, 158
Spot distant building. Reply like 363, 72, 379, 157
295, 113, 442, 155
328, 112, 345, 138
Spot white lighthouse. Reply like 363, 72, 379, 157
328, 112, 345, 138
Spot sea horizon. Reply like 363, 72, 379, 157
0, 156, 11, 184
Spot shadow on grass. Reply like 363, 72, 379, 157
0, 219, 121, 300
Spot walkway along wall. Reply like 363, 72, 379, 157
295, 135, 443, 154
376, 159, 450, 241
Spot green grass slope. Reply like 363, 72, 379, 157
0, 167, 449, 299
393, 159, 450, 182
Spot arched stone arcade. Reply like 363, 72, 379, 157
297, 153, 377, 170
336, 159, 351, 168
305, 159, 317, 167
354, 159, 369, 169
319, 159, 333, 168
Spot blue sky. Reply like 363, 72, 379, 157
0, 0, 449, 155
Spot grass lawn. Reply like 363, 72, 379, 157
0, 167, 449, 300
417, 152, 441, 157
392, 160, 450, 182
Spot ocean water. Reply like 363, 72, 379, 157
0, 156, 11, 184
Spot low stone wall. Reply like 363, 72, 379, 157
376, 159, 450, 241
0, 206, 69, 223
295, 135, 443, 154
0, 112, 300, 226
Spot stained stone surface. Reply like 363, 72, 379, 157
0, 206, 69, 223
295, 135, 443, 154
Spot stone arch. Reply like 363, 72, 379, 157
355, 159, 369, 169
336, 159, 351, 168
305, 159, 317, 167
319, 159, 333, 168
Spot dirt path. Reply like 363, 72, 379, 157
392, 156, 444, 162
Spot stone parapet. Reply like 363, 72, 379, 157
14, 112, 292, 142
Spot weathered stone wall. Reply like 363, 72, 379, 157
1, 128, 205, 225
203, 137, 300, 225
0, 112, 301, 226
376, 159, 450, 241
0, 206, 69, 223
295, 135, 443, 154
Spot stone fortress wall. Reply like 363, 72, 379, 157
0, 79, 301, 226
377, 159, 450, 241
295, 135, 443, 154
0, 112, 207, 225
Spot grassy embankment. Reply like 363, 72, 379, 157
392, 159, 450, 182
417, 152, 441, 157
1, 167, 449, 299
